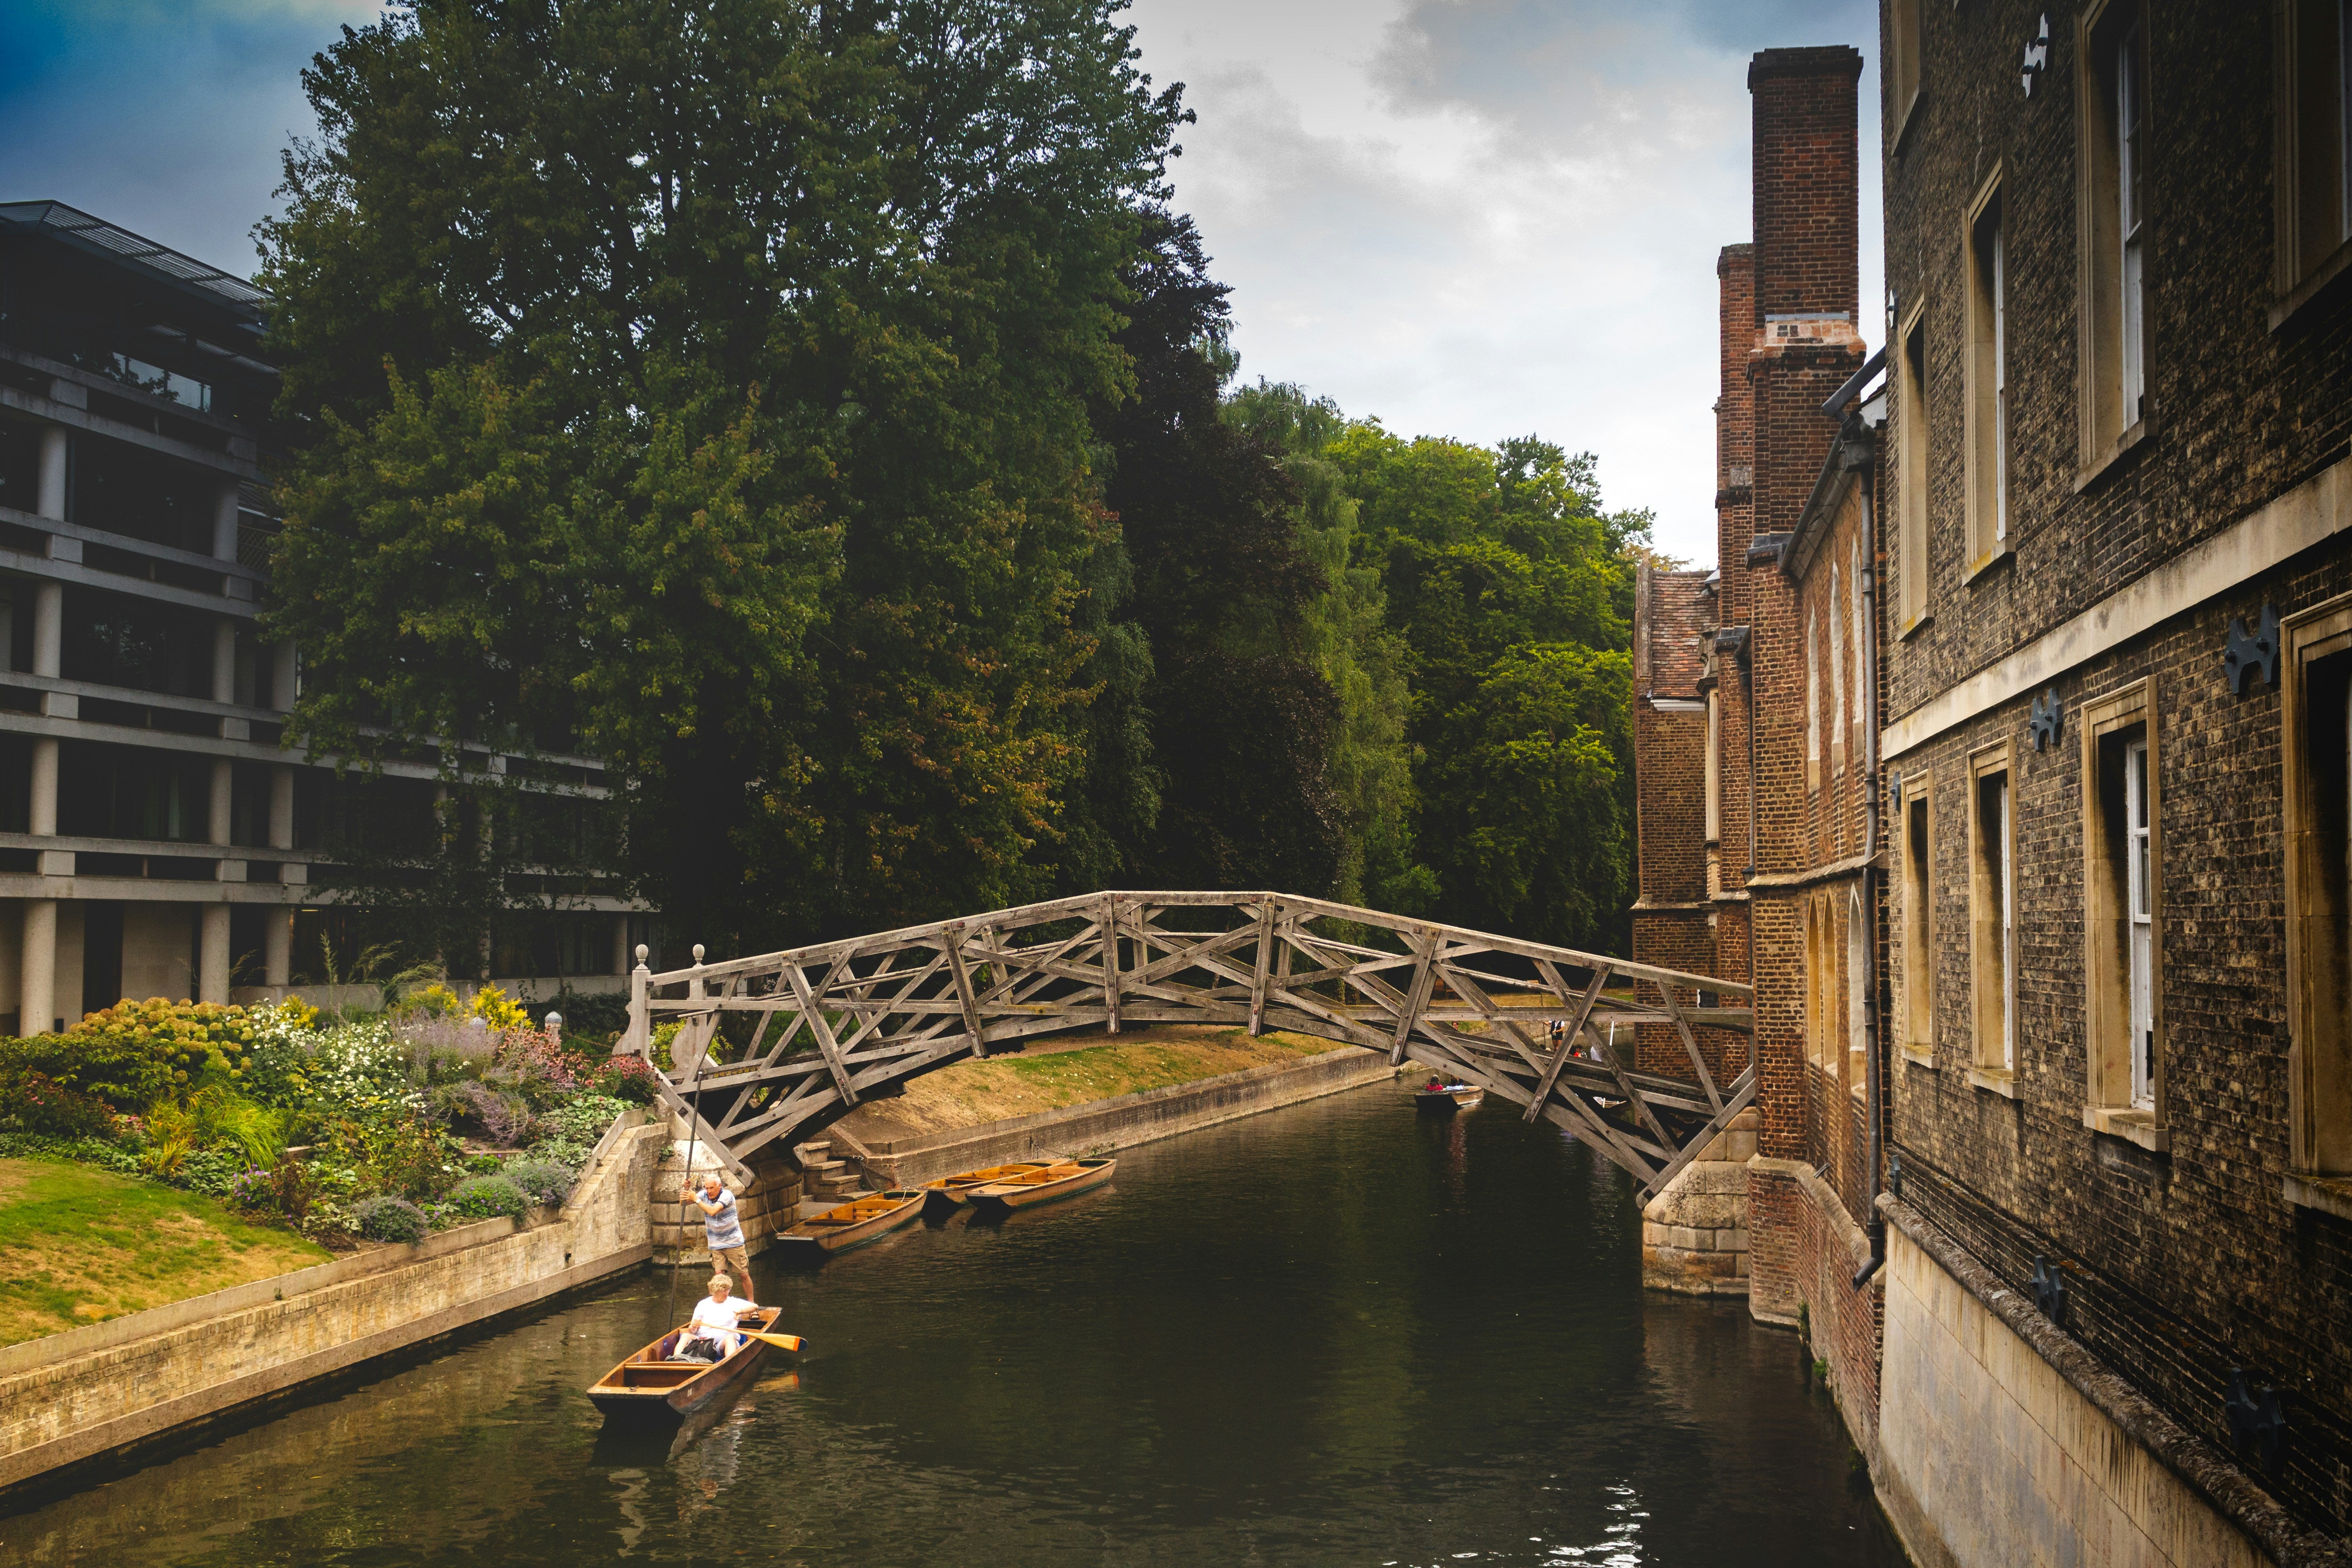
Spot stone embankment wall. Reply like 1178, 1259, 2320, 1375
1875, 1200, 2299, 1568
1639, 1106, 1757, 1295
647, 1144, 801, 1269
0, 1114, 671, 1504
846, 1046, 1396, 1189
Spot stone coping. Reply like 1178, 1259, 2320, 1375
1881, 1195, 2350, 1568
0, 1108, 646, 1381
850, 1046, 1376, 1156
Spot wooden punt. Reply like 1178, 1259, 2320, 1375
917, 1161, 1072, 1215
1415, 1084, 1485, 1114
587, 1307, 798, 1422
964, 1157, 1116, 1213
772, 1188, 926, 1261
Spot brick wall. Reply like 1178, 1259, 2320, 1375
1879, 0, 2352, 1539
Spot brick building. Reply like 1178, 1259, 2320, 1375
0, 202, 650, 1025
1636, 10, 2352, 1561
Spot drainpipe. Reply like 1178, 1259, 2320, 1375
1852, 439, 1888, 1291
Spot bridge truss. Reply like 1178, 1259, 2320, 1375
622, 892, 1752, 1200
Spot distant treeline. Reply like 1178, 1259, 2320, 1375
260, 0, 1656, 965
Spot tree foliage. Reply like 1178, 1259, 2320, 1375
262, 0, 1188, 956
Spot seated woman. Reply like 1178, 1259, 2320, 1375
678, 1274, 761, 1360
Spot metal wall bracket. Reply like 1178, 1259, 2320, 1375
2225, 604, 2279, 696
2028, 687, 2063, 751
2225, 1369, 2287, 1476
2030, 1254, 2067, 1326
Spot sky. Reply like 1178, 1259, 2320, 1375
0, 0, 1881, 568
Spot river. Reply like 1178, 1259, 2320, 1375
3, 1078, 1906, 1566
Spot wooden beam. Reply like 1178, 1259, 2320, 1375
1389, 929, 1440, 1066
1655, 977, 1723, 1115
1248, 899, 1279, 1035
1524, 962, 1611, 1123
782, 961, 858, 1108
1101, 894, 1122, 1035
943, 922, 987, 1057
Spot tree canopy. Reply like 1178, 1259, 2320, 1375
260, 0, 1655, 966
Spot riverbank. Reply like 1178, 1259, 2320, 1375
832, 1032, 1395, 1190
835, 1025, 1333, 1145
0, 1111, 668, 1507
0, 1158, 328, 1346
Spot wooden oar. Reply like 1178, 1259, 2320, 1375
743, 1331, 804, 1352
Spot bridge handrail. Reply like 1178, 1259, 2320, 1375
631, 889, 1752, 1001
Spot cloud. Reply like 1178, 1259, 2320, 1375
1129, 0, 1882, 567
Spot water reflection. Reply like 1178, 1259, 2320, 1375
2, 1081, 1903, 1566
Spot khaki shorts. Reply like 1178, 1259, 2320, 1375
708, 1244, 750, 1283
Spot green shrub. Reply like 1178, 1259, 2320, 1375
501, 1159, 573, 1206
446, 1174, 528, 1221
538, 1095, 629, 1147
1, 1071, 117, 1139
353, 1195, 428, 1243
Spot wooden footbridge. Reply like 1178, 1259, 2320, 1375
621, 892, 1751, 1200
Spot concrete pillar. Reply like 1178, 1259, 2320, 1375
269, 766, 294, 850
271, 641, 297, 712
209, 757, 233, 847
37, 428, 67, 522
211, 621, 237, 706
21, 900, 56, 1035
613, 915, 632, 976
264, 910, 292, 988
198, 904, 230, 1003
29, 739, 57, 838
31, 582, 61, 679
212, 481, 240, 563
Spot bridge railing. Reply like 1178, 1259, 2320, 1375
622, 891, 1752, 1197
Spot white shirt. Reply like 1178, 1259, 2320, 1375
690, 1295, 759, 1337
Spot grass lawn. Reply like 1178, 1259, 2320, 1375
843, 1026, 1337, 1141
0, 1158, 329, 1346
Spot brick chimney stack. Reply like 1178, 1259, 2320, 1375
1748, 46, 1863, 326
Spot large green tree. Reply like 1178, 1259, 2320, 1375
1327, 426, 1649, 951
261, 0, 1187, 957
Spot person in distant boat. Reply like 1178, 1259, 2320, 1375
680, 1274, 760, 1360
682, 1172, 750, 1288
1425, 1075, 1446, 1093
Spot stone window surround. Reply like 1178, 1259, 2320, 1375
1894, 301, 1932, 638
1962, 166, 2012, 584
1899, 767, 1934, 1067
1966, 736, 2018, 1097
2075, 0, 2151, 482
2283, 589, 2352, 1217
2077, 676, 2168, 1152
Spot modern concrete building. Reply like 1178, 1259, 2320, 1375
0, 201, 646, 1029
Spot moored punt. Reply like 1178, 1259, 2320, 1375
963, 1157, 1116, 1213
772, 1188, 927, 1262
586, 1307, 798, 1423
917, 1161, 1072, 1215
1414, 1084, 1485, 1114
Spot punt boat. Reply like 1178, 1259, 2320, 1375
587, 1306, 798, 1422
771, 1188, 927, 1261
1415, 1083, 1485, 1114
963, 1157, 1116, 1213
917, 1161, 1073, 1215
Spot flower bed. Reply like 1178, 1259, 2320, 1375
0, 985, 660, 1247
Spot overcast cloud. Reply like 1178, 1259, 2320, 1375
1, 0, 1881, 567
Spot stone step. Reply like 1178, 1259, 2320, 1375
801, 1157, 847, 1176
794, 1141, 832, 1159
